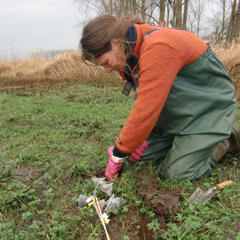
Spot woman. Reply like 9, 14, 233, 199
80, 15, 238, 181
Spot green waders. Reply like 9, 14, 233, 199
141, 45, 236, 180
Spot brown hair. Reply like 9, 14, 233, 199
80, 15, 145, 64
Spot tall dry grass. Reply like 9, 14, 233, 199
0, 50, 121, 91
0, 43, 240, 96
212, 41, 240, 99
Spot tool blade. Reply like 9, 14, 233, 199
198, 188, 219, 204
188, 187, 205, 203
188, 187, 218, 204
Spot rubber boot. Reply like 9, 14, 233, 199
212, 124, 240, 162
227, 124, 240, 154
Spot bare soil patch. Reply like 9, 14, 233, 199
93, 167, 181, 239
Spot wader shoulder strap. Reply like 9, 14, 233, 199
143, 27, 161, 41
122, 27, 161, 96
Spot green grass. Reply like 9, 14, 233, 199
0, 84, 240, 240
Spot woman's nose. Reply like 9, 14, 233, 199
104, 66, 113, 73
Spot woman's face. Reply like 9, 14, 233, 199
94, 38, 126, 73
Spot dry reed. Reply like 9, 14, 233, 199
0, 51, 101, 80
0, 50, 121, 91
212, 40, 240, 99
0, 43, 239, 96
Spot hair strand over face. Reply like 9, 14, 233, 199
80, 14, 145, 65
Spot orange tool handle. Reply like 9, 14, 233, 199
215, 180, 233, 190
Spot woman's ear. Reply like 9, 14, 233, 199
110, 38, 120, 46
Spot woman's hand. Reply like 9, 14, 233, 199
105, 146, 124, 180
129, 140, 148, 161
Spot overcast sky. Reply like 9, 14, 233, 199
0, 0, 82, 60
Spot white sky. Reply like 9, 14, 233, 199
0, 0, 82, 59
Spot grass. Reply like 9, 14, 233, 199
0, 84, 132, 239
0, 82, 240, 240
0, 42, 240, 239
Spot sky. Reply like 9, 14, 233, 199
0, 0, 83, 60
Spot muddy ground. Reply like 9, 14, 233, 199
95, 167, 181, 240
9, 164, 182, 240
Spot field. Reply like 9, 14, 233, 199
0, 43, 240, 240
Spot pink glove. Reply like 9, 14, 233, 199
129, 140, 148, 161
105, 146, 123, 180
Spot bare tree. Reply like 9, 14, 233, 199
74, 0, 188, 27
132, 0, 138, 14
225, 0, 240, 41
74, 0, 238, 41
234, 0, 240, 39
188, 0, 206, 36
226, 0, 237, 41
159, 0, 166, 23
166, 1, 171, 26
212, 0, 229, 41
163, 0, 189, 28
175, 0, 183, 28
182, 0, 189, 29
206, 0, 234, 41
222, 0, 226, 40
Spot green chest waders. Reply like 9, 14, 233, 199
141, 46, 236, 180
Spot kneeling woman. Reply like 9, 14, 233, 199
80, 15, 238, 181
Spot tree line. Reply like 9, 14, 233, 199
74, 0, 240, 42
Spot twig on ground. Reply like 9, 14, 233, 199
92, 197, 111, 240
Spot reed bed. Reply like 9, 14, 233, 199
0, 50, 120, 91
212, 40, 240, 99
0, 42, 239, 96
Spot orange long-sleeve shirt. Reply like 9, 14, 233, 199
115, 24, 208, 154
